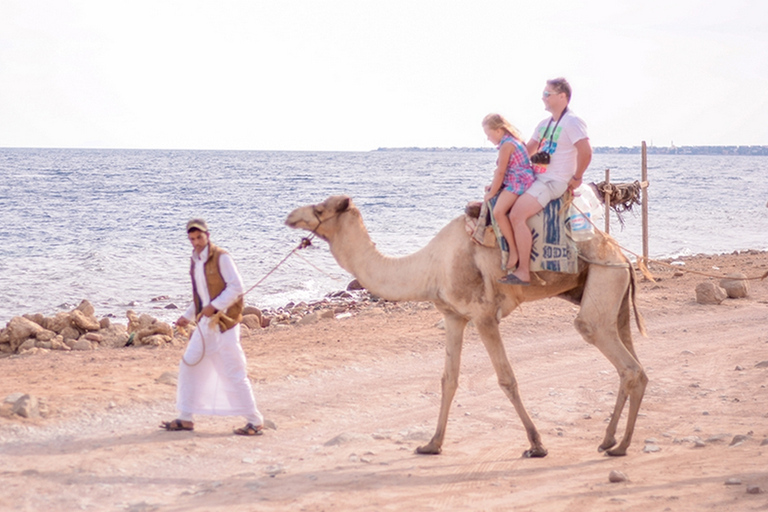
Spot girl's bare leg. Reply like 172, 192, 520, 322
508, 193, 543, 282
492, 191, 520, 270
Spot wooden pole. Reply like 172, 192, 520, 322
642, 141, 649, 261
604, 168, 611, 233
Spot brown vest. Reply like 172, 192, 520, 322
190, 242, 244, 332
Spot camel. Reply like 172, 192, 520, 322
285, 195, 648, 457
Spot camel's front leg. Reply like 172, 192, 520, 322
416, 313, 467, 455
474, 317, 547, 458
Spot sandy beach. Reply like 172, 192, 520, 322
1, 250, 767, 511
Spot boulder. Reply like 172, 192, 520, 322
241, 314, 262, 330
135, 322, 173, 345
347, 279, 365, 291
71, 339, 93, 351
83, 332, 103, 343
126, 310, 157, 333
60, 326, 81, 341
0, 328, 9, 344
70, 309, 100, 332
6, 317, 45, 351
99, 317, 111, 329
43, 312, 72, 334
12, 394, 40, 418
74, 299, 95, 317
98, 324, 130, 348
242, 306, 262, 319
51, 337, 70, 351
35, 329, 56, 342
22, 313, 46, 328
720, 273, 749, 298
18, 339, 37, 352
695, 282, 727, 305
140, 334, 172, 346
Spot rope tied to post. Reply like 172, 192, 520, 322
595, 180, 643, 227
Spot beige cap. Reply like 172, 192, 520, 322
186, 218, 209, 233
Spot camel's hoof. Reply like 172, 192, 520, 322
415, 444, 442, 455
605, 448, 627, 457
522, 447, 548, 458
598, 440, 617, 453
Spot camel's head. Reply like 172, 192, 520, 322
285, 195, 353, 240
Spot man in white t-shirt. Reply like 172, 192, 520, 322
501, 77, 593, 286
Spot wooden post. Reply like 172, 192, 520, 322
642, 141, 649, 261
604, 168, 611, 233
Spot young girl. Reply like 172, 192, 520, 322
482, 113, 535, 284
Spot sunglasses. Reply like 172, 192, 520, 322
542, 90, 561, 98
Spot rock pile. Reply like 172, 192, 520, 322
0, 300, 177, 356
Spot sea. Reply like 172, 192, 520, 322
2, 148, 767, 326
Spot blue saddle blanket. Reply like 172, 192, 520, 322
470, 195, 579, 274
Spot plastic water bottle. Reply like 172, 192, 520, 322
568, 184, 602, 242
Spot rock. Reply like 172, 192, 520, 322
720, 273, 749, 298
35, 340, 52, 349
347, 279, 365, 291
164, 303, 178, 310
99, 317, 111, 329
83, 332, 103, 343
725, 478, 742, 485
242, 306, 262, 319
609, 470, 628, 483
695, 282, 727, 305
0, 328, 9, 344
320, 310, 335, 320
756, 361, 768, 368
730, 434, 749, 446
4, 392, 24, 404
22, 313, 46, 327
140, 334, 172, 346
74, 299, 95, 317
12, 394, 40, 418
127, 311, 159, 333
17, 339, 37, 352
71, 339, 93, 351
35, 329, 56, 342
643, 444, 661, 453
70, 309, 100, 332
747, 485, 762, 494
298, 313, 319, 325
43, 312, 72, 334
261, 316, 271, 328
135, 322, 173, 345
6, 316, 45, 351
98, 324, 130, 348
60, 326, 80, 341
156, 371, 178, 386
241, 314, 262, 330
51, 337, 70, 351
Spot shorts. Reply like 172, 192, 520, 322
525, 175, 568, 207
503, 169, 535, 196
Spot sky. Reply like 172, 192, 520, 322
1, 0, 767, 151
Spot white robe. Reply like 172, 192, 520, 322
176, 246, 262, 424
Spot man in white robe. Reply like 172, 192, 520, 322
160, 219, 264, 436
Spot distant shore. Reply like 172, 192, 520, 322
376, 145, 768, 155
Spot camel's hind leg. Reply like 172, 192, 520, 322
416, 312, 467, 455
474, 316, 547, 458
575, 265, 648, 456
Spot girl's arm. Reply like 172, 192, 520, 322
484, 142, 514, 201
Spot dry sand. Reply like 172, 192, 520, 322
1, 251, 767, 511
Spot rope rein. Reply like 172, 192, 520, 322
180, 210, 338, 366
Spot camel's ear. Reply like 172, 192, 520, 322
336, 196, 350, 213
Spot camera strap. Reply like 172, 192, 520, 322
537, 106, 567, 154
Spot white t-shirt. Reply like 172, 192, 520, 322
531, 110, 588, 183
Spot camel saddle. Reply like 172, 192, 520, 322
465, 194, 579, 274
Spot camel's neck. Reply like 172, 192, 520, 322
328, 212, 439, 302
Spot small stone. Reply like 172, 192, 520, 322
609, 470, 628, 483
71, 339, 93, 351
4, 392, 24, 404
12, 394, 40, 418
643, 444, 661, 453
729, 434, 749, 446
755, 361, 768, 368
695, 282, 727, 305
725, 478, 742, 486
746, 485, 762, 494
720, 273, 749, 298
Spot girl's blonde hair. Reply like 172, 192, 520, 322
482, 113, 523, 142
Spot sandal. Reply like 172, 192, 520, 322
497, 274, 530, 286
159, 419, 194, 431
234, 422, 264, 436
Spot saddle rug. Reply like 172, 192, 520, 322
465, 194, 579, 274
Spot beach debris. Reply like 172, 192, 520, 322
695, 282, 727, 305
720, 273, 749, 298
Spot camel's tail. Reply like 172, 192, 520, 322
628, 263, 648, 337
